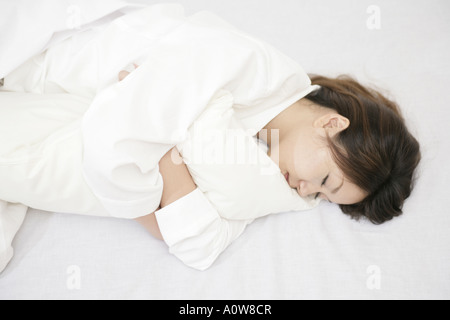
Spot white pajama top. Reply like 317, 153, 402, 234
2, 3, 319, 270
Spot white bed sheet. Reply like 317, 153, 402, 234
1, 0, 449, 299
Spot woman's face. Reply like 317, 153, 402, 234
264, 99, 367, 205
276, 134, 366, 204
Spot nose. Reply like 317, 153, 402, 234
297, 180, 317, 198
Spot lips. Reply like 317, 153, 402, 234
284, 172, 289, 184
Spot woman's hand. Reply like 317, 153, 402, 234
118, 63, 139, 81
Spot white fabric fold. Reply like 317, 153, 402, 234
0, 0, 145, 79
0, 201, 27, 272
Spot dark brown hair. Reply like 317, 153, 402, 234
305, 75, 421, 224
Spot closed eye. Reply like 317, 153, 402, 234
314, 175, 329, 199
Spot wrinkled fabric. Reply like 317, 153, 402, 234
0, 0, 144, 79
1, 3, 319, 270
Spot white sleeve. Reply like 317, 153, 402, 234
81, 6, 313, 219
155, 188, 253, 270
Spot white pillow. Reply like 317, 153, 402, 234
177, 90, 319, 221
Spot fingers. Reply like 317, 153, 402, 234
118, 70, 130, 81
118, 63, 140, 81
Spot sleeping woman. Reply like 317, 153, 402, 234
0, 4, 420, 271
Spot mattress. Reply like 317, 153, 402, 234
0, 0, 449, 299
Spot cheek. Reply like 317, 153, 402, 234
291, 140, 329, 180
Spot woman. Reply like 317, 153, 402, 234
136, 74, 421, 250
98, 64, 421, 270
0, 4, 420, 271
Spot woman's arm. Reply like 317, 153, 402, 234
158, 147, 196, 208
120, 68, 197, 208
134, 147, 196, 240
119, 67, 196, 239
134, 211, 162, 240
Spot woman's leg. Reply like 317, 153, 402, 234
0, 200, 27, 272
0, 92, 110, 217
0, 91, 113, 273
1, 27, 104, 97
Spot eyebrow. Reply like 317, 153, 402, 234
331, 177, 345, 194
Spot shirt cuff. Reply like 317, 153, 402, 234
155, 187, 219, 247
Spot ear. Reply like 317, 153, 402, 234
313, 113, 350, 138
